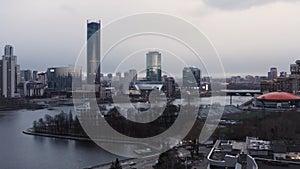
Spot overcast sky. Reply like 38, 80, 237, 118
1, 0, 300, 77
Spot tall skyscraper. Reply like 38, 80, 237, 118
146, 51, 162, 81
182, 67, 201, 88
87, 20, 101, 84
0, 45, 17, 97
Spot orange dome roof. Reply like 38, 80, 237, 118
257, 92, 300, 101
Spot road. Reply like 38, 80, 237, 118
92, 155, 159, 169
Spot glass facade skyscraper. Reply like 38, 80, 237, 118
87, 20, 101, 84
146, 51, 162, 81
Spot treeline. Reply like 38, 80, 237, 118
104, 104, 183, 138
214, 110, 300, 143
32, 111, 87, 138
0, 98, 45, 111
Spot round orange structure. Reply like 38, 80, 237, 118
255, 92, 300, 109
257, 92, 300, 101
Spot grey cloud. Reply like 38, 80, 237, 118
202, 0, 300, 10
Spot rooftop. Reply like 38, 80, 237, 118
257, 92, 300, 101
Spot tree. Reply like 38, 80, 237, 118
109, 158, 122, 169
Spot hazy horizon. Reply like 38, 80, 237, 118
1, 0, 300, 77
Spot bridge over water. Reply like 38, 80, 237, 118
221, 90, 262, 97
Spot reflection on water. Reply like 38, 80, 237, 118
0, 107, 121, 169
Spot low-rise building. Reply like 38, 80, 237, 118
207, 140, 258, 169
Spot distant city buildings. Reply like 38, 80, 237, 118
129, 69, 137, 82
146, 51, 162, 81
182, 67, 201, 88
0, 45, 19, 98
46, 66, 82, 93
290, 60, 300, 75
268, 67, 278, 80
226, 75, 263, 90
86, 20, 101, 84
280, 71, 287, 77
23, 81, 45, 97
32, 70, 38, 81
261, 60, 300, 94
164, 77, 175, 97
21, 69, 32, 82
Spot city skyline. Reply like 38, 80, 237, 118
1, 1, 300, 169
1, 0, 300, 76
0, 43, 296, 79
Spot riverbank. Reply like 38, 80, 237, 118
0, 98, 46, 111
23, 128, 91, 141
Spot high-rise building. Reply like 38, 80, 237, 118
290, 60, 300, 75
165, 77, 175, 97
21, 69, 32, 82
87, 20, 101, 84
0, 45, 17, 97
146, 51, 162, 81
32, 70, 38, 80
268, 67, 278, 80
15, 65, 20, 92
46, 66, 82, 92
182, 67, 201, 88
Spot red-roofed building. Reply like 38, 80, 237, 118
255, 92, 300, 108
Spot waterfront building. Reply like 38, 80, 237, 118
23, 80, 45, 97
0, 45, 18, 98
46, 66, 82, 93
146, 51, 162, 81
254, 92, 300, 108
86, 20, 101, 84
182, 67, 201, 88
